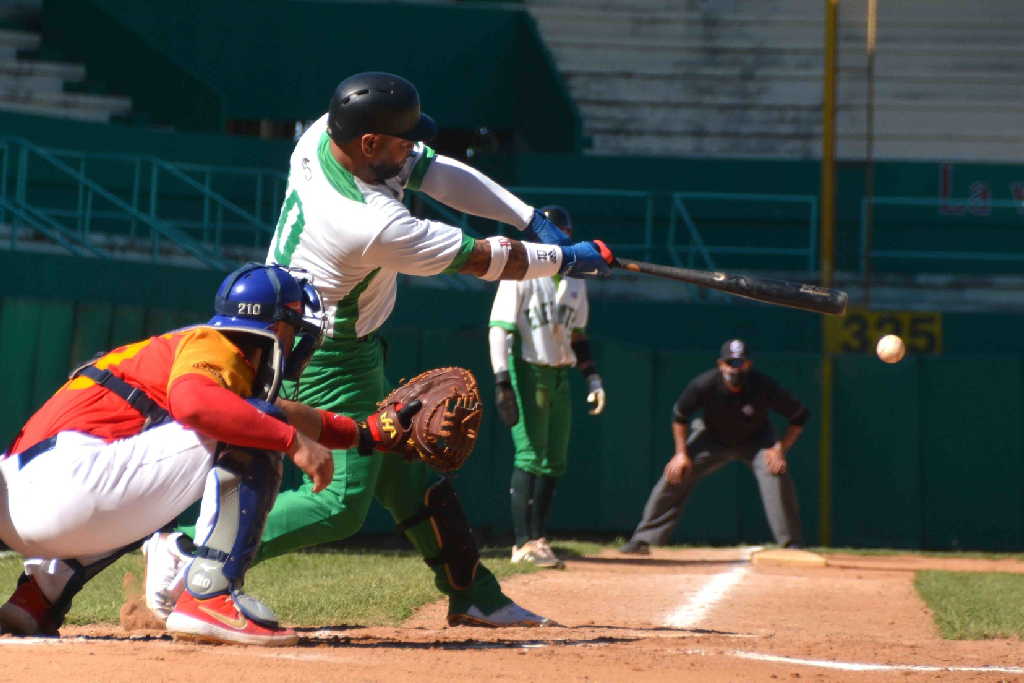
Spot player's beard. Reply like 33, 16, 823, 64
721, 368, 747, 390
368, 159, 404, 183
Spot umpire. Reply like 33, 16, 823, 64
618, 339, 809, 554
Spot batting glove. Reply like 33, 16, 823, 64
560, 240, 614, 279
525, 209, 572, 246
585, 374, 606, 415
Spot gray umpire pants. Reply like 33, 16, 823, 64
628, 419, 803, 547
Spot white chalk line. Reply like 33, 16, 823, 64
692, 649, 1024, 675
662, 545, 759, 629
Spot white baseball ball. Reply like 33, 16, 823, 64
876, 334, 906, 363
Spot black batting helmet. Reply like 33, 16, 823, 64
540, 205, 573, 233
327, 72, 437, 144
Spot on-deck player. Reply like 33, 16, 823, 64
141, 71, 616, 628
0, 264, 424, 645
488, 205, 606, 568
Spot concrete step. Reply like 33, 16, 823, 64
0, 71, 63, 93
529, 0, 1023, 24
531, 7, 1024, 44
581, 102, 1024, 140
0, 58, 85, 81
564, 72, 1024, 106
0, 89, 132, 123
0, 28, 40, 51
585, 130, 1024, 163
548, 41, 1024, 75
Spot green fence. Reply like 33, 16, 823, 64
3, 251, 1023, 551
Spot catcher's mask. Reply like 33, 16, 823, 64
208, 263, 327, 400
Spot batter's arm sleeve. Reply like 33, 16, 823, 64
766, 376, 811, 426
488, 326, 513, 375
672, 377, 702, 424
418, 154, 533, 230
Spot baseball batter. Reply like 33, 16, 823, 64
0, 264, 423, 644
488, 206, 605, 568
140, 72, 615, 628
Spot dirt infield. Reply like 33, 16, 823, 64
3, 547, 1024, 682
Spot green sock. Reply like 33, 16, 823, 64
441, 564, 510, 615
510, 467, 535, 546
530, 475, 558, 540
402, 517, 510, 614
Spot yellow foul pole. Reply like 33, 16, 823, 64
819, 0, 839, 547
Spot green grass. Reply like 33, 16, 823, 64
0, 540, 610, 628
11, 540, 1022, 639
915, 570, 1024, 639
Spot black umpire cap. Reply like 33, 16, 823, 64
719, 338, 750, 361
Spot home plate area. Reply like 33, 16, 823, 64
3, 546, 1024, 681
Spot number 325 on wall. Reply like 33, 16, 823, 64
826, 309, 942, 354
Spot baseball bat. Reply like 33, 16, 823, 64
613, 258, 848, 316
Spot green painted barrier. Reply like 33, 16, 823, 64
1, 251, 1023, 549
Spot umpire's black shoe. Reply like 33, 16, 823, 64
618, 540, 651, 555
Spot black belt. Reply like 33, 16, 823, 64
16, 435, 58, 469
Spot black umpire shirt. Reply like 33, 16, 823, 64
672, 368, 810, 447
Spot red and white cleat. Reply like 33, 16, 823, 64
0, 575, 59, 636
166, 591, 298, 647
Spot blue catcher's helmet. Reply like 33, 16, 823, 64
209, 263, 327, 400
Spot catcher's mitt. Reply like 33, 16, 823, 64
377, 366, 482, 472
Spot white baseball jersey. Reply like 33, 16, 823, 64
267, 114, 474, 339
489, 276, 589, 367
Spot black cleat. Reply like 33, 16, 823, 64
618, 540, 651, 555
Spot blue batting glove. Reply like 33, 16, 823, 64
525, 209, 572, 246
560, 240, 615, 279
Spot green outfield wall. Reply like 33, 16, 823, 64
1, 251, 1022, 551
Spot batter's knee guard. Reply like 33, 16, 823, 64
184, 446, 283, 618
397, 478, 480, 591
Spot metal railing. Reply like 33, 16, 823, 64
1, 138, 835, 279
411, 186, 657, 261
861, 196, 1024, 270
0, 137, 285, 269
668, 192, 819, 273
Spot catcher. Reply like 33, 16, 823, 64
140, 71, 614, 629
0, 264, 424, 645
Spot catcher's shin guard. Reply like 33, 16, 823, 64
185, 447, 282, 607
398, 478, 480, 591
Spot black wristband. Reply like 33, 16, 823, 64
571, 338, 598, 377
356, 422, 374, 456
495, 370, 512, 387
